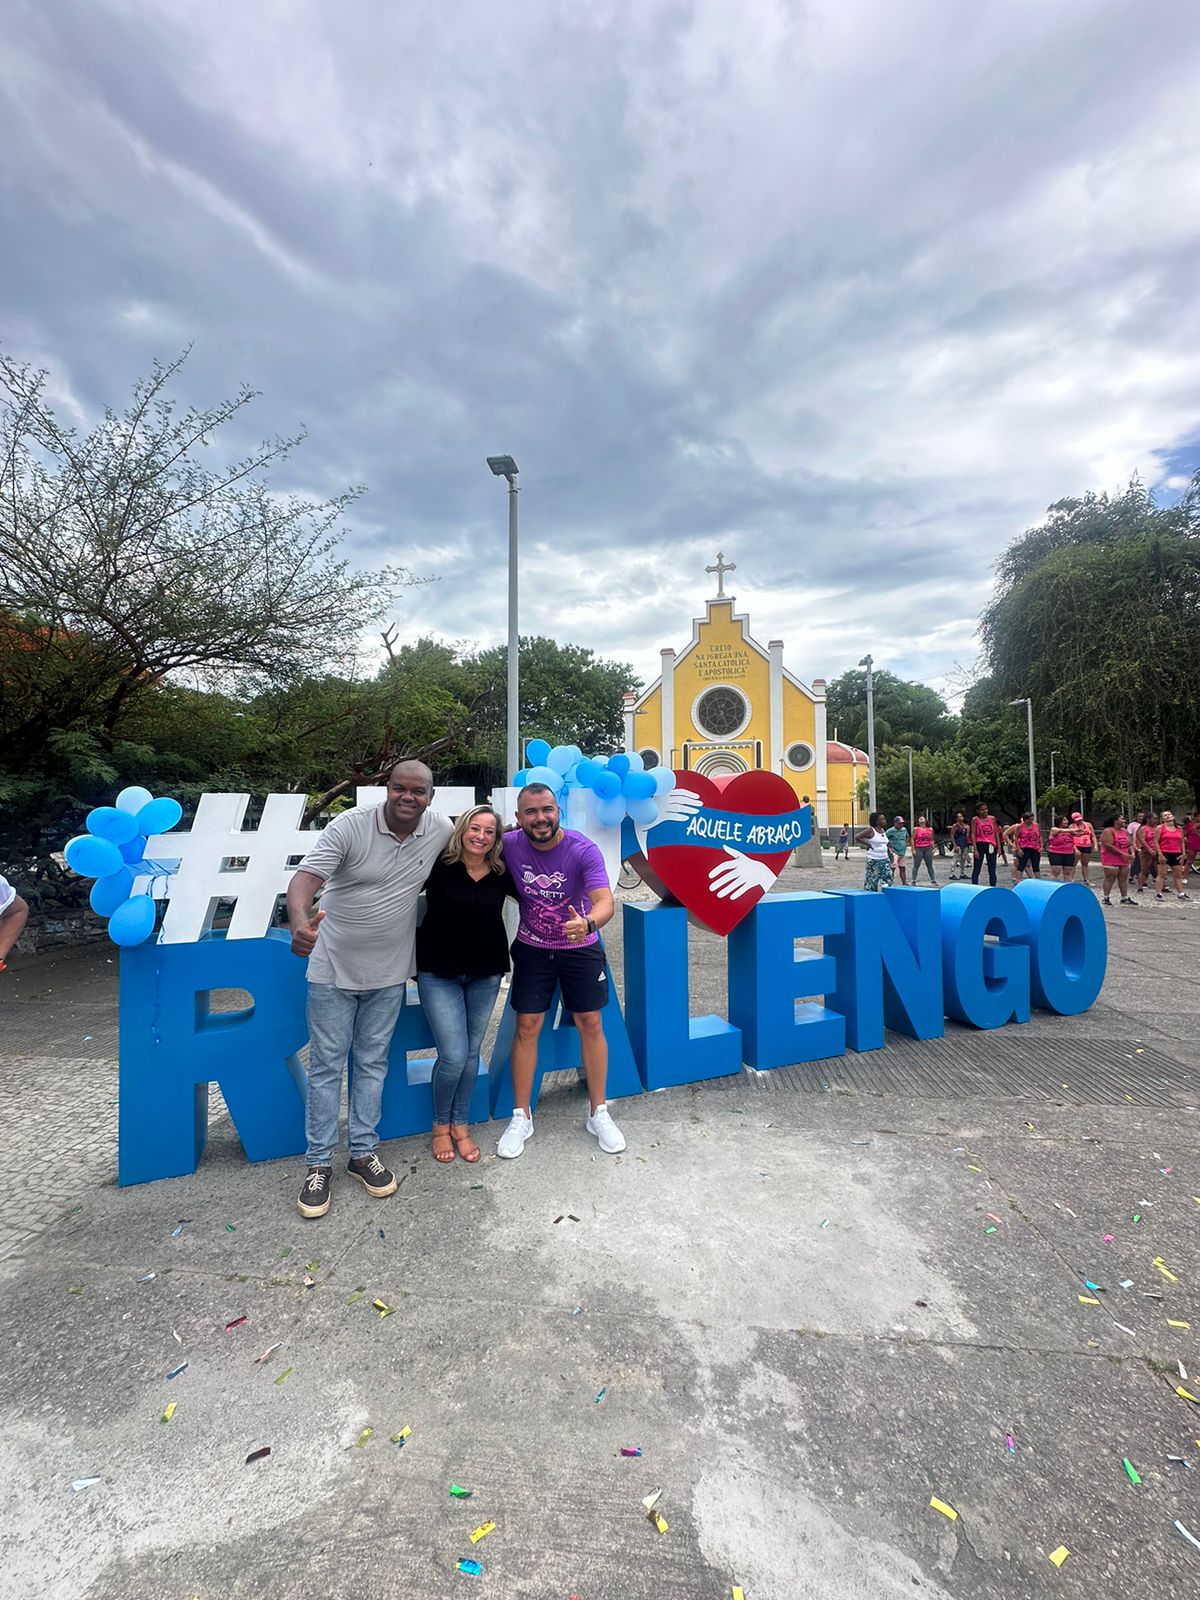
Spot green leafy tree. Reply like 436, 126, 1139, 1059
979, 476, 1200, 806
873, 746, 988, 830
824, 668, 957, 754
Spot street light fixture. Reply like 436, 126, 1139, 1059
858, 654, 876, 815
487, 456, 520, 781
902, 744, 915, 829
1008, 697, 1037, 820
1050, 750, 1059, 791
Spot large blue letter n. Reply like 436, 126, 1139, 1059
727, 893, 846, 1068
118, 932, 308, 1186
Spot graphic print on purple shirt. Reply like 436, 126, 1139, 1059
502, 828, 609, 951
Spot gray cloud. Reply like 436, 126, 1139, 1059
2, 0, 1198, 703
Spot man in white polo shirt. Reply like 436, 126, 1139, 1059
287, 760, 452, 1218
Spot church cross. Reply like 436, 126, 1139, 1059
705, 550, 736, 598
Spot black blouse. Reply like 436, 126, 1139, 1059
416, 855, 517, 978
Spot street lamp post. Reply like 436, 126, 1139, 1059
858, 654, 876, 815
902, 744, 915, 827
487, 455, 520, 780
1008, 697, 1037, 819
1050, 750, 1058, 791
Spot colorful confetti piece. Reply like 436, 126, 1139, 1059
469, 1521, 496, 1544
274, 1367, 295, 1385
929, 1496, 957, 1521
72, 1477, 102, 1491
165, 1362, 188, 1381
455, 1557, 483, 1576
355, 1428, 372, 1448
245, 1447, 271, 1464
1048, 1546, 1069, 1567
254, 1342, 282, 1363
450, 1484, 472, 1498
161, 1402, 176, 1424
225, 1316, 248, 1331
1123, 1458, 1141, 1485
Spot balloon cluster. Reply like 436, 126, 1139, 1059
63, 786, 183, 947
514, 739, 676, 829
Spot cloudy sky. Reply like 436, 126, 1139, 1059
3, 0, 1198, 701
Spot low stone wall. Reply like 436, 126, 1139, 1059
15, 909, 108, 956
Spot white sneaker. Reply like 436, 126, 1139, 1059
497, 1110, 533, 1159
586, 1103, 626, 1154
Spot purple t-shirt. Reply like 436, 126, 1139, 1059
502, 828, 609, 951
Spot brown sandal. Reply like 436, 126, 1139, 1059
432, 1126, 456, 1164
450, 1125, 481, 1163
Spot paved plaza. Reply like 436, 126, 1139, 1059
2, 856, 1199, 1599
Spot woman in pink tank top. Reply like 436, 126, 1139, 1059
1047, 817, 1076, 881
1003, 813, 1042, 881
1154, 811, 1191, 902
1071, 813, 1095, 888
1099, 816, 1135, 907
1136, 811, 1159, 896
910, 816, 937, 885
970, 803, 998, 886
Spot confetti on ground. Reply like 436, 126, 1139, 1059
1169, 1320, 1191, 1330
651, 1511, 669, 1534
372, 1298, 395, 1318
1078, 1296, 1101, 1306
274, 1367, 295, 1386
1006, 1434, 1016, 1453
966, 1164, 982, 1173
378, 1229, 385, 1239
1181, 1362, 1189, 1380
1048, 1546, 1070, 1567
1168, 1455, 1192, 1467
225, 1316, 248, 1331
985, 1227, 997, 1235
355, 1428, 372, 1448
470, 1184, 484, 1190
450, 1484, 472, 1498
171, 1329, 182, 1343
469, 1521, 496, 1544
1104, 1235, 1115, 1243
254, 1342, 282, 1363
1177, 1387, 1199, 1403
820, 1219, 830, 1229
280, 1248, 292, 1257
1114, 1323, 1136, 1337
391, 1427, 411, 1444
306, 1261, 320, 1272
245, 1447, 271, 1464
225, 1224, 236, 1232
929, 1497, 957, 1521
1084, 1281, 1102, 1291
455, 1558, 483, 1575
72, 1477, 102, 1492
642, 1488, 663, 1513
1122, 1458, 1141, 1485
554, 1215, 564, 1224
595, 1387, 608, 1403
161, 1403, 176, 1424
621, 1447, 643, 1457
345, 1292, 364, 1305
136, 1272, 156, 1283
1153, 1258, 1180, 1283
1175, 1520, 1200, 1554
733, 1589, 745, 1600
166, 1362, 188, 1381
171, 1222, 188, 1237
1119, 1279, 1133, 1288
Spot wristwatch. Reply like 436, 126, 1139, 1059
585, 916, 596, 936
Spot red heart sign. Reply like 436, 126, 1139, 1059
641, 769, 805, 936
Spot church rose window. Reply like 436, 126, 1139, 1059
785, 741, 815, 771
694, 684, 750, 739
638, 748, 660, 769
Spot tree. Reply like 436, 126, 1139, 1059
463, 635, 640, 776
824, 668, 957, 754
980, 477, 1200, 806
873, 747, 986, 830
0, 349, 423, 758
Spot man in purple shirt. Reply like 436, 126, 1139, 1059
497, 783, 623, 1158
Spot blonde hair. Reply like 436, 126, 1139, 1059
443, 805, 506, 874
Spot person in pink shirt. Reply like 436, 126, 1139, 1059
1003, 812, 1042, 882
970, 802, 998, 886
1071, 812, 1095, 888
1099, 815, 1137, 907
910, 816, 937, 885
1184, 812, 1200, 879
1153, 811, 1191, 902
1136, 811, 1159, 895
1047, 817, 1077, 881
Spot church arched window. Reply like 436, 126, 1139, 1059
785, 741, 815, 772
638, 748, 660, 770
693, 684, 750, 740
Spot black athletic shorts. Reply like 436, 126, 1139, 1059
1019, 848, 1041, 872
1163, 851, 1182, 867
509, 939, 609, 1014
1048, 851, 1074, 868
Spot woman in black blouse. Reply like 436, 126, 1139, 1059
416, 805, 515, 1164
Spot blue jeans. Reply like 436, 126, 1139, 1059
305, 982, 405, 1167
415, 972, 502, 1125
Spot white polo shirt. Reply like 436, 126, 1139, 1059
297, 804, 453, 991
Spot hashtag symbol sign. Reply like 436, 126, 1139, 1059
140, 793, 317, 944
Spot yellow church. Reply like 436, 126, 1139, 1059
622, 554, 869, 830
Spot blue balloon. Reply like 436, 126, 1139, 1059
628, 796, 660, 826
625, 751, 645, 772
566, 745, 584, 766
115, 785, 154, 815
526, 739, 551, 766
622, 771, 656, 801
547, 745, 575, 774
608, 754, 631, 780
86, 805, 139, 845
136, 796, 183, 836
108, 893, 157, 947
120, 835, 147, 864
593, 770, 621, 800
64, 834, 124, 880
575, 759, 600, 787
595, 796, 627, 828
90, 868, 134, 917
652, 767, 677, 795
525, 764, 564, 794
512, 769, 529, 787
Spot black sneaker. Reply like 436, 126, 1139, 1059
298, 1166, 332, 1219
347, 1151, 398, 1197
1120, 897, 1138, 907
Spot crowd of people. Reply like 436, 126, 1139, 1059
849, 805, 1199, 904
